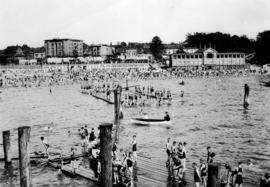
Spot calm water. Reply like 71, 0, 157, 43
0, 76, 269, 186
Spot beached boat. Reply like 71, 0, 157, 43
131, 118, 172, 126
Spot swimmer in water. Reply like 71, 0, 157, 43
180, 91, 184, 97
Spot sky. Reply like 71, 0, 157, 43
0, 0, 270, 48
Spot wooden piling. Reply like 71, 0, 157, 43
244, 84, 250, 108
207, 163, 219, 187
99, 123, 113, 187
126, 79, 129, 90
114, 86, 121, 143
3, 130, 12, 168
18, 126, 31, 187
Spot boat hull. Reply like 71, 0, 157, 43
131, 118, 172, 126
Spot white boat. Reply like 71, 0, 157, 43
131, 118, 172, 126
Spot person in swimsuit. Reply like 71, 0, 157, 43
234, 162, 243, 187
200, 158, 207, 187
132, 135, 137, 162
177, 143, 186, 171
172, 156, 183, 181
112, 156, 120, 184
166, 138, 172, 167
192, 162, 202, 187
207, 146, 211, 163
40, 137, 50, 156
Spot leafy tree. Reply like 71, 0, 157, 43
255, 30, 270, 65
150, 36, 164, 61
120, 42, 127, 47
185, 32, 254, 53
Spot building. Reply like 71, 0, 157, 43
169, 48, 245, 68
44, 39, 83, 57
126, 49, 137, 56
33, 47, 46, 59
88, 45, 115, 57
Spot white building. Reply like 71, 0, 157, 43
170, 48, 245, 68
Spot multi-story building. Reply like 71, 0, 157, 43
44, 39, 83, 57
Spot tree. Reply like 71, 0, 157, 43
150, 36, 164, 61
255, 30, 270, 65
120, 42, 127, 48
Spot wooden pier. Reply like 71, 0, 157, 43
134, 156, 257, 187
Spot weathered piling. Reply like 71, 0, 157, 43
99, 123, 113, 187
3, 130, 12, 168
114, 86, 121, 143
244, 84, 250, 108
207, 163, 219, 187
126, 79, 129, 90
18, 126, 31, 187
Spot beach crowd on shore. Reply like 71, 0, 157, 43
0, 65, 261, 89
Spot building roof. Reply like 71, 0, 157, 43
44, 38, 83, 42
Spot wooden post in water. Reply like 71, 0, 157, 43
243, 84, 250, 108
3, 130, 12, 168
207, 163, 219, 187
126, 78, 129, 90
99, 123, 113, 187
114, 86, 121, 143
18, 126, 31, 187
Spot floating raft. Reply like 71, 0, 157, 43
61, 164, 99, 183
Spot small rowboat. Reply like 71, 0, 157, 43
131, 118, 172, 126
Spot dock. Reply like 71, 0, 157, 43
81, 90, 114, 104
134, 156, 257, 187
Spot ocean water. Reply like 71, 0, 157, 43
0, 75, 269, 186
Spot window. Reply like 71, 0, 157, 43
206, 53, 214, 58
217, 54, 219, 58
182, 55, 186, 59
187, 55, 190, 59
221, 54, 224, 58
229, 54, 232, 58
225, 54, 228, 58
237, 54, 240, 58
191, 55, 194, 59
195, 55, 198, 59
233, 54, 236, 58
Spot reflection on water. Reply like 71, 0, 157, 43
0, 76, 270, 186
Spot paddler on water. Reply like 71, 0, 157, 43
164, 111, 170, 121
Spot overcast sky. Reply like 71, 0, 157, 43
0, 0, 270, 48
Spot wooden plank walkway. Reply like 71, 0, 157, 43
135, 156, 258, 187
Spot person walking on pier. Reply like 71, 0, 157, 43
132, 135, 137, 162
234, 162, 244, 187
192, 162, 202, 187
200, 158, 207, 187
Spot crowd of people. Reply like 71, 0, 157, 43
165, 139, 270, 187
0, 65, 261, 89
